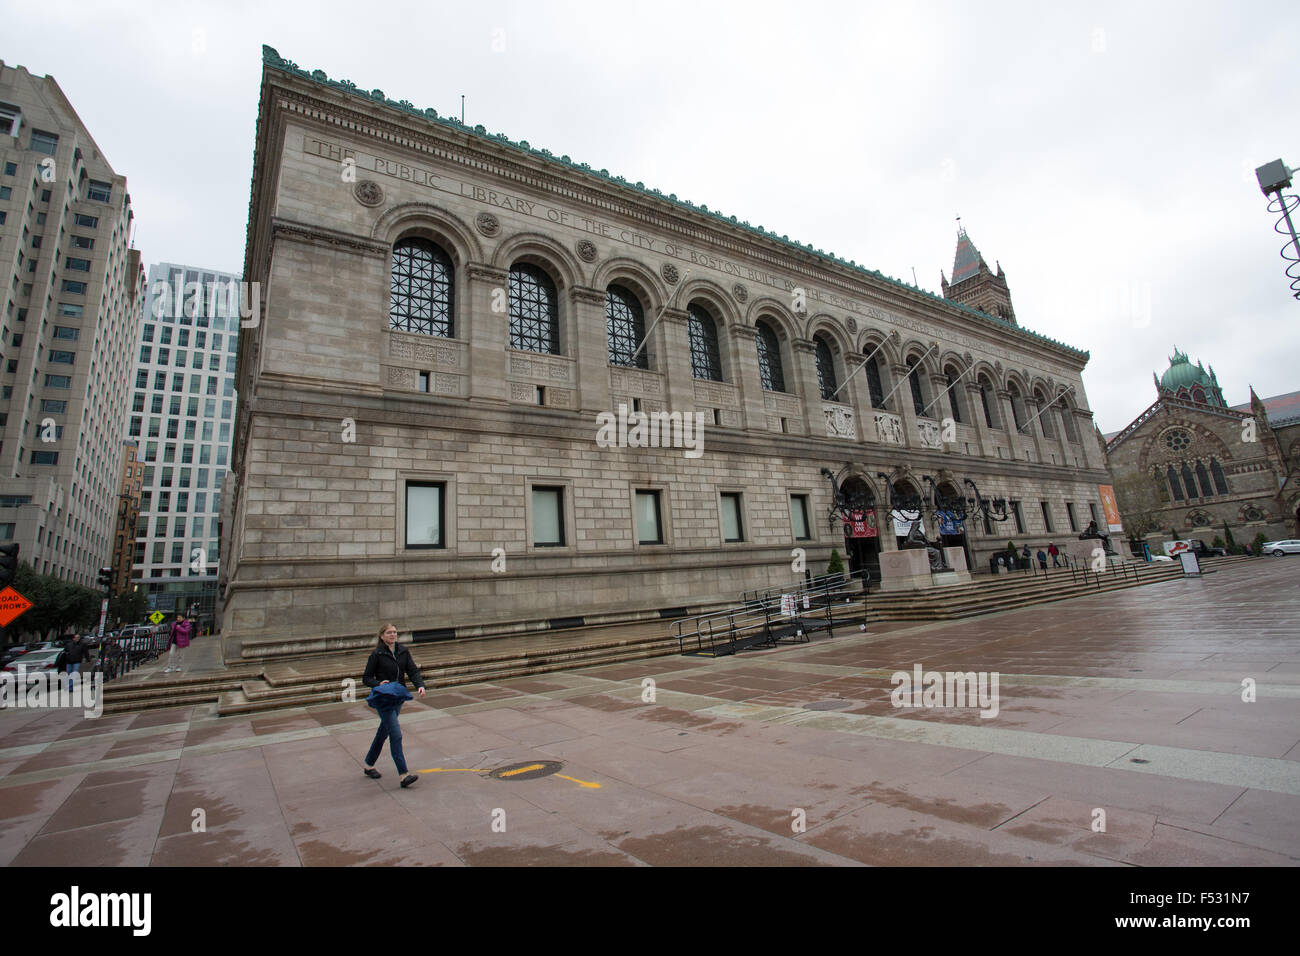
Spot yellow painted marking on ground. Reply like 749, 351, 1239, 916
556, 774, 601, 789
418, 767, 488, 774
498, 763, 546, 777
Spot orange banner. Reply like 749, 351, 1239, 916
1098, 484, 1123, 532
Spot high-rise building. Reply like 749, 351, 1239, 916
0, 61, 143, 586
130, 263, 240, 627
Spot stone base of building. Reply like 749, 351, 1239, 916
878, 546, 971, 591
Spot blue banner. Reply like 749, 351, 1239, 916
937, 510, 964, 536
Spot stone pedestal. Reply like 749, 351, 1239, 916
938, 546, 972, 584
879, 548, 933, 591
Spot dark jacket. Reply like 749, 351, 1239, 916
362, 642, 425, 691
63, 638, 88, 665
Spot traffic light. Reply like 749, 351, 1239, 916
0, 543, 18, 587
97, 567, 114, 589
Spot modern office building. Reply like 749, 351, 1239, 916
221, 46, 1112, 658
129, 262, 240, 626
0, 61, 143, 586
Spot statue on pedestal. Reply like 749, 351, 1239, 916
902, 518, 947, 571
1079, 519, 1115, 555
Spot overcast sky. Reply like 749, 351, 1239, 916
8, 0, 1299, 433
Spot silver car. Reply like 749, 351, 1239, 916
1262, 540, 1300, 556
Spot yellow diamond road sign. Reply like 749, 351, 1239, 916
149, 610, 165, 625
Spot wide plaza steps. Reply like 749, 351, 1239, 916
98, 556, 1240, 717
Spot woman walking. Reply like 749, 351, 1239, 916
361, 623, 426, 788
163, 614, 192, 673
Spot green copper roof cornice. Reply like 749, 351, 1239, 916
260, 45, 1088, 362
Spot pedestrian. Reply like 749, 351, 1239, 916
1048, 542, 1060, 567
362, 623, 426, 788
62, 633, 86, 693
163, 614, 192, 673
1037, 548, 1048, 570
1021, 544, 1031, 568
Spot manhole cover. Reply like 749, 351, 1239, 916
489, 760, 563, 781
804, 700, 854, 711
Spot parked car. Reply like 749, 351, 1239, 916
2, 649, 64, 672
1262, 540, 1300, 556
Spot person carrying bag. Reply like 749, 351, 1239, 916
361, 623, 426, 788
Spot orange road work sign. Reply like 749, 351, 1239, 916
0, 587, 34, 627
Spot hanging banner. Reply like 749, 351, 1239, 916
937, 510, 964, 536
1098, 484, 1124, 532
844, 509, 879, 539
892, 511, 921, 537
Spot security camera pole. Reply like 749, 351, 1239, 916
1255, 158, 1300, 299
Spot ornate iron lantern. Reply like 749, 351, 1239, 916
963, 478, 1010, 523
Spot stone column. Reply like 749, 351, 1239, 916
792, 338, 824, 437
465, 264, 509, 405
965, 381, 993, 458
890, 363, 921, 449
569, 285, 610, 414
659, 307, 694, 414
729, 323, 768, 431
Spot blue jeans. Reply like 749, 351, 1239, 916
365, 701, 407, 775
66, 662, 81, 693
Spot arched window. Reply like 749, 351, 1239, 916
945, 368, 964, 424
1191, 385, 1206, 404
1196, 461, 1212, 498
978, 376, 998, 428
755, 320, 785, 392
865, 353, 887, 409
687, 304, 723, 381
815, 336, 838, 401
389, 238, 454, 337
1034, 389, 1054, 437
1181, 463, 1198, 499
1008, 384, 1027, 433
508, 264, 559, 354
1058, 399, 1079, 443
1210, 458, 1229, 495
1168, 465, 1184, 501
907, 357, 927, 418
605, 285, 646, 368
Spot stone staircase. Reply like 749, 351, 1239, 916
99, 556, 1239, 717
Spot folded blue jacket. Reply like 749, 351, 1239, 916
366, 681, 414, 709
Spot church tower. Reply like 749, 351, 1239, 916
941, 226, 1017, 325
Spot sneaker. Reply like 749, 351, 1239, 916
363, 768, 381, 779
400, 774, 418, 788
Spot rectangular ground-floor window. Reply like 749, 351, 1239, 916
1011, 500, 1025, 534
1040, 501, 1054, 533
790, 494, 811, 540
1066, 502, 1078, 532
1088, 502, 1101, 528
635, 490, 663, 545
406, 481, 445, 548
532, 486, 565, 547
721, 492, 744, 543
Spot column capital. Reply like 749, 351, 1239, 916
466, 263, 508, 283
570, 285, 607, 306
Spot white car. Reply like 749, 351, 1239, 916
1262, 540, 1300, 556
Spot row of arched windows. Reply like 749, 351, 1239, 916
1164, 459, 1230, 501
386, 236, 1083, 441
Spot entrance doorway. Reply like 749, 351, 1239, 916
839, 476, 880, 584
936, 480, 971, 570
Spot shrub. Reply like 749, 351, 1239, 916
826, 548, 845, 576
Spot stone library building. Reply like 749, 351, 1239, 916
221, 47, 1114, 658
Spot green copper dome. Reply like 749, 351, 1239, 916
1156, 348, 1225, 406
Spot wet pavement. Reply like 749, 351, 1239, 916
2, 558, 1298, 866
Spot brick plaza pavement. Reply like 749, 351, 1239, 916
2, 558, 1297, 866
